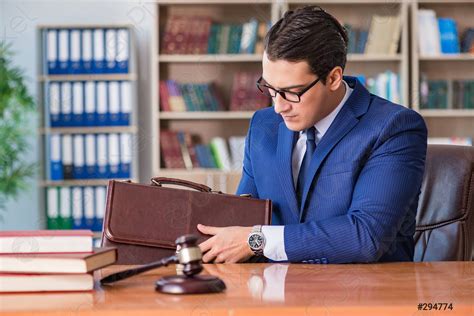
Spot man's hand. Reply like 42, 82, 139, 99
197, 224, 254, 263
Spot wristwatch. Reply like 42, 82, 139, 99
247, 225, 266, 256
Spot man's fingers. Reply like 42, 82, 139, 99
198, 236, 214, 253
197, 224, 221, 236
202, 250, 217, 263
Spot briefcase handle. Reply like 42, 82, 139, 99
151, 177, 213, 193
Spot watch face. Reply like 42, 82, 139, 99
249, 234, 264, 249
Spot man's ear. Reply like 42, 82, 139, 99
326, 67, 344, 92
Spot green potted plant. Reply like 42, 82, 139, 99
0, 42, 36, 214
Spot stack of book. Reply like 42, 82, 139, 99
160, 129, 245, 171
159, 72, 271, 112
419, 77, 474, 109
159, 80, 225, 112
161, 15, 270, 55
354, 71, 401, 104
0, 230, 116, 293
230, 72, 271, 111
428, 137, 472, 146
417, 10, 474, 55
344, 14, 401, 55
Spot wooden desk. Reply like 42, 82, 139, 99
1, 262, 472, 315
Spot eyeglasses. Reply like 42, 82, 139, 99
256, 76, 321, 103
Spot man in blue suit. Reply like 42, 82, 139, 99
198, 5, 427, 263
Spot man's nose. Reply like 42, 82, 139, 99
273, 94, 292, 114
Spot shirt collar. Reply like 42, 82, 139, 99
300, 80, 353, 139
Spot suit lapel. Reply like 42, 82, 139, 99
276, 122, 300, 221
299, 76, 371, 216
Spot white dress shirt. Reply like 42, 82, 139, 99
262, 80, 353, 261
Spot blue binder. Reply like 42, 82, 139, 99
72, 187, 86, 229
46, 29, 59, 75
96, 134, 109, 178
70, 29, 81, 74
73, 134, 86, 179
72, 81, 84, 127
81, 29, 93, 74
119, 133, 131, 178
119, 81, 131, 126
49, 82, 61, 127
108, 81, 121, 126
116, 29, 129, 74
49, 135, 63, 180
58, 29, 69, 74
83, 187, 95, 230
93, 28, 105, 74
60, 82, 73, 127
105, 29, 117, 74
84, 81, 97, 126
85, 134, 98, 179
96, 81, 109, 126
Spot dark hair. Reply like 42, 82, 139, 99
264, 5, 348, 84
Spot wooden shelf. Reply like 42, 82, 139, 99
347, 54, 402, 62
155, 169, 242, 177
156, 0, 273, 4
419, 54, 474, 61
39, 126, 138, 134
38, 74, 137, 82
158, 54, 262, 63
419, 109, 474, 117
158, 54, 403, 63
40, 179, 137, 187
159, 111, 254, 120
287, 0, 405, 4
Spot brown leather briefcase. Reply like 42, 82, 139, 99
101, 177, 272, 264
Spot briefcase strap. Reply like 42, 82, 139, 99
151, 177, 213, 193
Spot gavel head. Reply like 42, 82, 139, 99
175, 235, 203, 277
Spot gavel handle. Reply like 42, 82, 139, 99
100, 255, 178, 284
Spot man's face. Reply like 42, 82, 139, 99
262, 52, 333, 132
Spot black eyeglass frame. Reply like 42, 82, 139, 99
256, 76, 321, 103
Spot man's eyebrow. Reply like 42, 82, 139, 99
261, 77, 307, 90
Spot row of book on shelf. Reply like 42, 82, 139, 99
0, 230, 116, 292
160, 130, 245, 171
47, 186, 106, 232
48, 81, 132, 127
420, 78, 474, 109
44, 27, 130, 74
160, 72, 271, 112
355, 71, 401, 104
417, 10, 474, 55
49, 133, 132, 180
343, 14, 401, 55
428, 137, 472, 146
161, 16, 270, 55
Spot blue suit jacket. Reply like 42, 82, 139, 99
236, 76, 427, 263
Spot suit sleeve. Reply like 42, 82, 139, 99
283, 109, 428, 263
236, 113, 259, 198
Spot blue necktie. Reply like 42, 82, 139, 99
296, 127, 316, 209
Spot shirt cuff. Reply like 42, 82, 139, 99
261, 225, 288, 261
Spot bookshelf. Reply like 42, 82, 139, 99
284, 0, 410, 106
37, 25, 139, 237
411, 0, 474, 140
152, 1, 280, 194
151, 0, 473, 194
152, 0, 411, 194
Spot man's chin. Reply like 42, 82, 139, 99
283, 121, 304, 132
